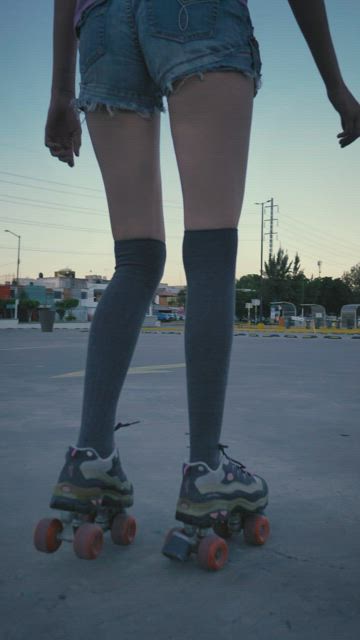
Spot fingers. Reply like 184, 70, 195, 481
337, 130, 358, 148
45, 139, 79, 166
72, 130, 82, 157
337, 116, 360, 147
47, 145, 73, 166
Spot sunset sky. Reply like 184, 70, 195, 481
1, 0, 359, 286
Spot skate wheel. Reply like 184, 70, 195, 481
73, 523, 103, 559
243, 514, 270, 545
33, 518, 63, 553
111, 514, 136, 545
197, 534, 228, 571
213, 521, 233, 539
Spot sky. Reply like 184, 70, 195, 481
1, 0, 359, 287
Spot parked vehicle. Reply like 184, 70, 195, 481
157, 309, 177, 322
156, 309, 185, 322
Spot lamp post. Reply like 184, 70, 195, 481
4, 229, 21, 320
254, 200, 271, 323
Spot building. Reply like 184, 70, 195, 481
0, 269, 174, 322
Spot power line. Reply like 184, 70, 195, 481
283, 212, 360, 253
0, 171, 181, 206
278, 237, 354, 270
0, 178, 106, 200
0, 170, 104, 193
0, 194, 106, 215
1, 171, 359, 249
280, 221, 359, 259
0, 215, 109, 234
0, 244, 111, 257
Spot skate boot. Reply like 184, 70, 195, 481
34, 421, 139, 560
175, 444, 268, 527
162, 445, 270, 571
49, 444, 133, 513
49, 420, 138, 513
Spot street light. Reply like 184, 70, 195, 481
254, 200, 272, 323
4, 229, 21, 320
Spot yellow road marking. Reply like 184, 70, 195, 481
52, 362, 186, 379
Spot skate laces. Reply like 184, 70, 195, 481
114, 420, 141, 432
218, 444, 252, 477
69, 421, 140, 457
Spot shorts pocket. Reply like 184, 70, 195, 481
249, 34, 262, 76
145, 0, 220, 43
78, 0, 109, 76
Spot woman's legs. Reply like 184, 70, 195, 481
84, 107, 165, 243
75, 69, 253, 467
76, 108, 166, 457
167, 70, 254, 469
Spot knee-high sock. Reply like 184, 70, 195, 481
76, 238, 166, 457
183, 228, 238, 469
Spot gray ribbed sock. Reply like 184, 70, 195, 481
76, 238, 166, 457
183, 228, 238, 470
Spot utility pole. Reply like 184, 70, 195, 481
264, 198, 279, 262
255, 199, 272, 323
4, 229, 21, 321
317, 260, 322, 278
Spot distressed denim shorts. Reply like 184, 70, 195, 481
72, 0, 263, 120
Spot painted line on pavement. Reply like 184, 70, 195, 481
52, 362, 186, 379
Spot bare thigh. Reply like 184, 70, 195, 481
168, 70, 254, 230
85, 107, 165, 242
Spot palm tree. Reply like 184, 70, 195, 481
264, 247, 293, 280
292, 252, 302, 276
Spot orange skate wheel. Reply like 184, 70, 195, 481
243, 514, 270, 545
73, 523, 103, 559
33, 517, 63, 553
111, 514, 136, 545
198, 534, 228, 571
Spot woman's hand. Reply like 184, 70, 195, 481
327, 84, 360, 148
45, 93, 82, 167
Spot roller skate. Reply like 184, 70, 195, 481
162, 444, 270, 571
33, 421, 140, 560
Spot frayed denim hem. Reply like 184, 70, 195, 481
71, 96, 166, 120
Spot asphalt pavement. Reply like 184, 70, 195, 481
1, 327, 359, 640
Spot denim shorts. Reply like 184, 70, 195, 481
72, 0, 263, 120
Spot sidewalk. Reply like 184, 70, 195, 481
1, 318, 359, 337
0, 318, 160, 331
0, 318, 91, 330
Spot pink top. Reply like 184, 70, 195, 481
74, 0, 249, 36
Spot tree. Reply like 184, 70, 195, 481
262, 248, 295, 314
0, 299, 9, 319
55, 301, 67, 321
63, 299, 79, 320
291, 253, 306, 307
18, 293, 40, 322
264, 247, 293, 279
342, 263, 360, 300
305, 277, 353, 314
292, 252, 303, 277
176, 288, 186, 308
237, 274, 261, 291
235, 274, 261, 320
54, 299, 79, 321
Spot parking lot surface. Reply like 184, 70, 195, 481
1, 328, 359, 640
